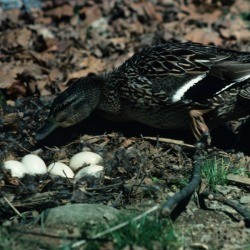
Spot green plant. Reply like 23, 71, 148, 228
0, 227, 11, 250
84, 213, 182, 250
201, 156, 246, 191
241, 12, 250, 21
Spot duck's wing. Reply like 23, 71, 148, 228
160, 42, 250, 63
180, 60, 250, 103
122, 45, 250, 103
127, 45, 222, 77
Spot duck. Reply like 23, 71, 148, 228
35, 42, 250, 143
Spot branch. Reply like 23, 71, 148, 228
200, 191, 250, 222
161, 154, 203, 217
3, 195, 24, 219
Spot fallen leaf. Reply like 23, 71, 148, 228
46, 4, 74, 19
49, 68, 63, 82
79, 55, 105, 72
16, 28, 32, 48
6, 81, 27, 98
80, 5, 102, 25
185, 28, 222, 45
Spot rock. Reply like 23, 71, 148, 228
44, 204, 120, 228
240, 196, 250, 205
215, 185, 241, 196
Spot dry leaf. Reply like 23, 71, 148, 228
80, 5, 102, 25
185, 28, 222, 45
79, 55, 105, 72
49, 68, 63, 82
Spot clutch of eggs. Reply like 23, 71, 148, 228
3, 151, 104, 179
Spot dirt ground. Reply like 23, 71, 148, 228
0, 1, 250, 249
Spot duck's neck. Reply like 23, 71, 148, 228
97, 73, 122, 114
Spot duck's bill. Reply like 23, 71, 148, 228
35, 120, 58, 141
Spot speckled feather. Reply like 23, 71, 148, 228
98, 43, 250, 128
36, 42, 250, 140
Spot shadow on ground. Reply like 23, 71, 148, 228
36, 112, 250, 155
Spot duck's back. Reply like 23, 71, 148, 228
100, 43, 250, 129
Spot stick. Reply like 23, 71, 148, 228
3, 196, 24, 219
142, 136, 194, 148
161, 154, 202, 217
201, 191, 250, 221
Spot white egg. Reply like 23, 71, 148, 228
69, 152, 103, 171
21, 154, 47, 175
4, 160, 28, 178
75, 165, 104, 180
48, 162, 74, 178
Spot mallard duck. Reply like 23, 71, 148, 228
35, 42, 250, 142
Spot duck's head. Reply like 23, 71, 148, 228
35, 76, 103, 141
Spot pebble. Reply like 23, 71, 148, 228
240, 195, 250, 204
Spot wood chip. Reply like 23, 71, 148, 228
227, 174, 250, 186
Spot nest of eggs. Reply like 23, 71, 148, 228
0, 118, 194, 222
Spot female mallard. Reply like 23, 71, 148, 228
36, 42, 250, 142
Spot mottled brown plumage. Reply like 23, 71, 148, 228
36, 42, 250, 142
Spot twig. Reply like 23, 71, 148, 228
12, 140, 31, 153
200, 191, 250, 221
142, 136, 194, 148
3, 196, 24, 219
113, 191, 123, 206
71, 205, 160, 248
161, 154, 203, 217
85, 182, 123, 191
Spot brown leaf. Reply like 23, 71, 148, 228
128, 1, 145, 16
185, 28, 222, 45
37, 80, 51, 96
30, 51, 55, 65
49, 68, 63, 82
61, 4, 74, 17
0, 62, 42, 91
143, 1, 163, 22
80, 5, 102, 25
16, 28, 32, 48
79, 55, 105, 72
1, 28, 32, 50
108, 37, 129, 49
0, 64, 28, 89
68, 68, 98, 79
181, 2, 222, 22
6, 81, 27, 98
219, 16, 250, 42
46, 4, 74, 19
